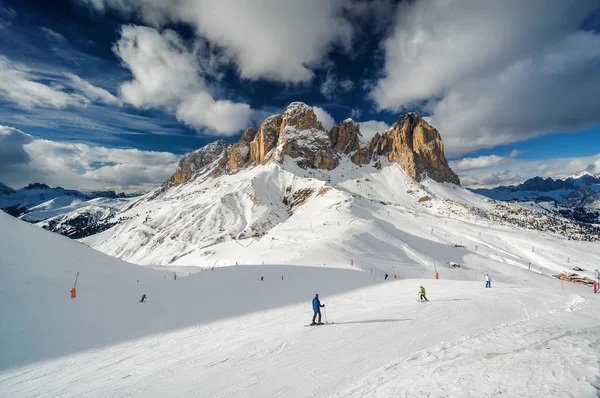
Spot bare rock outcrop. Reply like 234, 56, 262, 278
370, 113, 460, 184
169, 140, 228, 186
277, 102, 339, 170
166, 103, 460, 187
249, 115, 283, 165
329, 119, 371, 165
227, 128, 255, 172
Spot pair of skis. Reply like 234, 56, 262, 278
304, 322, 334, 327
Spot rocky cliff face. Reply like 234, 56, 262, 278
330, 119, 371, 165
371, 113, 460, 184
168, 103, 459, 186
249, 115, 283, 165
169, 140, 228, 186
228, 128, 254, 172
277, 102, 338, 170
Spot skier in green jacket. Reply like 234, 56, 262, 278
419, 285, 428, 302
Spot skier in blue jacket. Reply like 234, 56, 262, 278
311, 294, 325, 325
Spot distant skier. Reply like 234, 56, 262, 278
419, 285, 428, 302
485, 274, 491, 288
140, 294, 147, 303
174, 272, 177, 280
385, 273, 388, 280
260, 276, 264, 281
311, 294, 325, 325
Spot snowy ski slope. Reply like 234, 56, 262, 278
0, 210, 599, 397
83, 160, 599, 290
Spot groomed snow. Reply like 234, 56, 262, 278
1, 210, 599, 397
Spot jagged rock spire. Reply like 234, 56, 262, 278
168, 102, 460, 186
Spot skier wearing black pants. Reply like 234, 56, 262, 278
311, 294, 325, 325
419, 285, 428, 302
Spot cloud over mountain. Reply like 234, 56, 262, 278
372, 0, 600, 156
0, 125, 179, 191
114, 25, 251, 135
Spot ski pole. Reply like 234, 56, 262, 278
73, 272, 79, 288
324, 307, 328, 324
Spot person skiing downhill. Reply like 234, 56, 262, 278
419, 285, 428, 302
485, 274, 491, 288
311, 294, 325, 325
140, 294, 147, 303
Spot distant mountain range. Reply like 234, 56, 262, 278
471, 172, 600, 224
0, 183, 142, 238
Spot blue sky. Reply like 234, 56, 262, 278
1, 0, 600, 191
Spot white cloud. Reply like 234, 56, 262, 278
175, 92, 251, 134
115, 26, 201, 109
0, 6, 16, 29
358, 120, 391, 141
312, 106, 335, 131
40, 27, 66, 41
372, 0, 600, 157
0, 56, 89, 109
80, 0, 354, 83
0, 125, 179, 192
450, 155, 509, 173
114, 25, 251, 135
350, 108, 362, 120
450, 150, 524, 173
339, 79, 354, 91
66, 73, 123, 106
320, 72, 355, 99
320, 72, 337, 99
460, 171, 525, 189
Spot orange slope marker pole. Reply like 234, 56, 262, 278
70, 272, 79, 298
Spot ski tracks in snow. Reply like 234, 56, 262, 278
1, 282, 598, 397
329, 293, 600, 398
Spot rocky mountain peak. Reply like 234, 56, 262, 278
24, 183, 52, 190
281, 101, 324, 132
169, 140, 228, 186
329, 119, 371, 165
167, 102, 460, 185
0, 182, 16, 194
277, 102, 337, 170
371, 113, 460, 184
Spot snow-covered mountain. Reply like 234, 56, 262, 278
0, 182, 137, 238
0, 182, 15, 194
2, 188, 600, 397
2, 102, 600, 397
76, 102, 600, 271
472, 174, 600, 224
